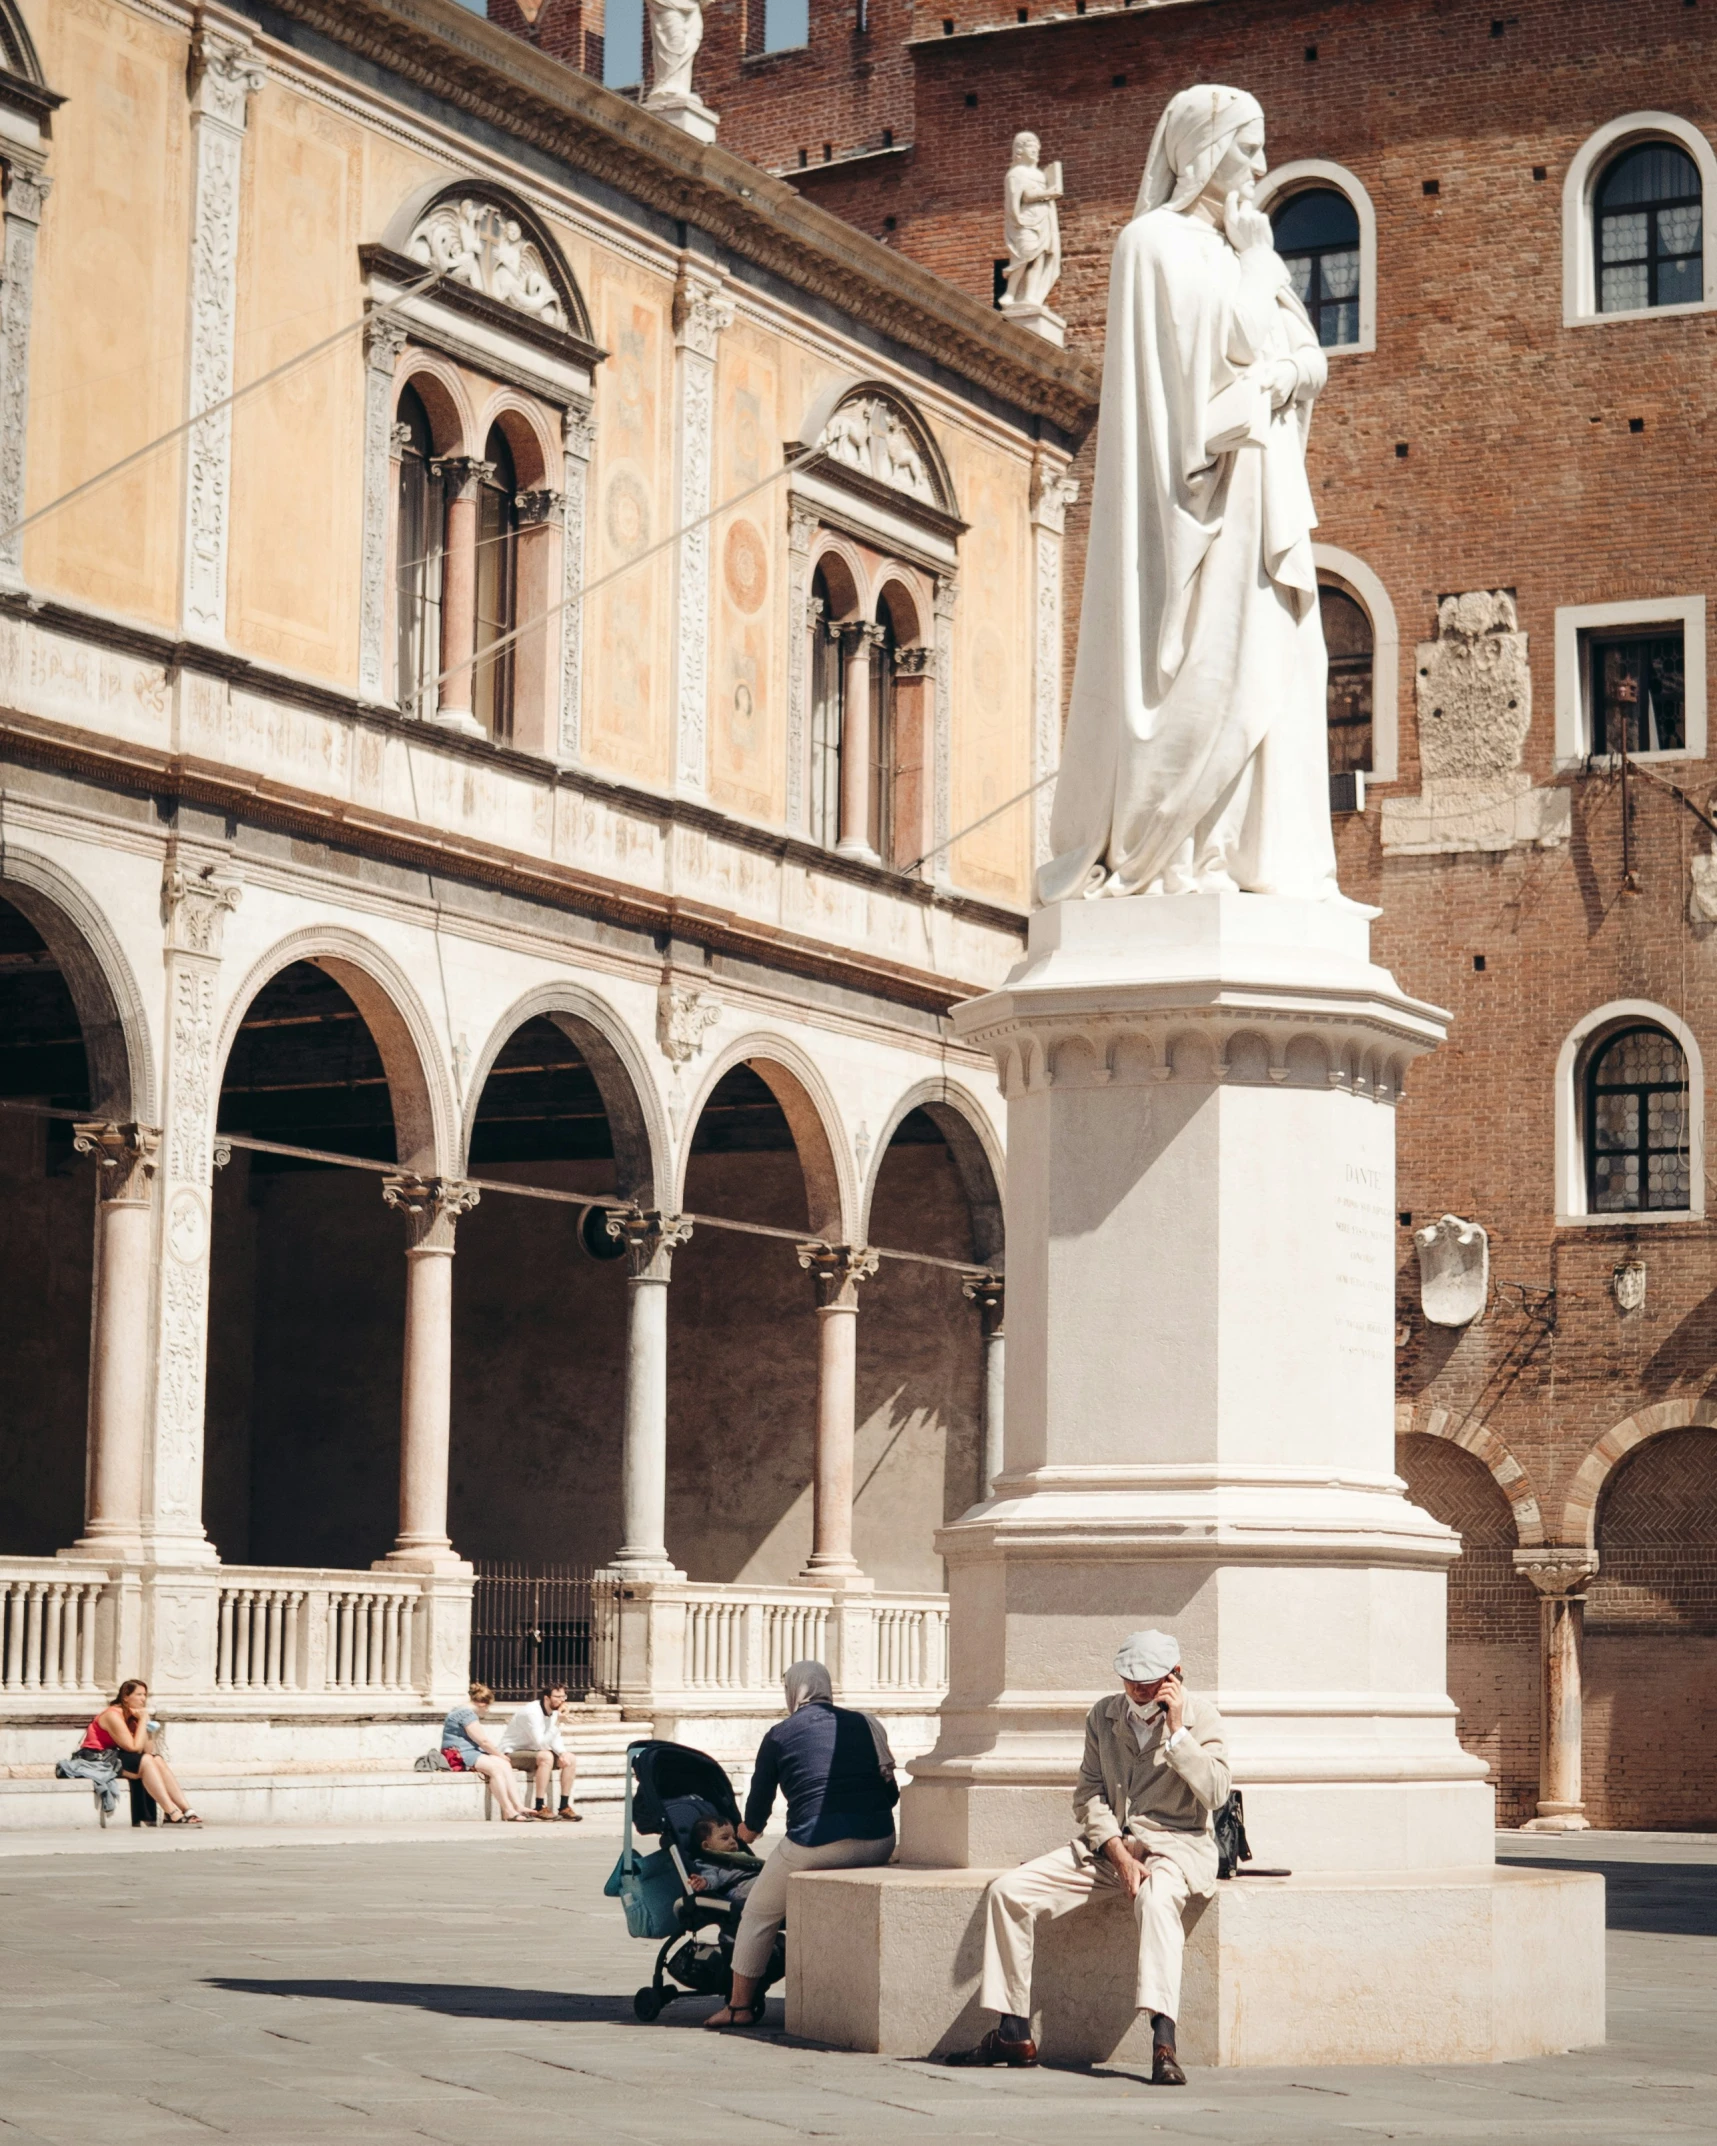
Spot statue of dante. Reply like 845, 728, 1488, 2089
1037, 86, 1339, 904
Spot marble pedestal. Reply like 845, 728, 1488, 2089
784, 894, 1604, 2064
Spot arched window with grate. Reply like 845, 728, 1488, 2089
473, 423, 519, 743
1585, 1023, 1691, 1212
394, 384, 444, 719
1272, 188, 1362, 347
1320, 583, 1373, 775
1595, 141, 1703, 312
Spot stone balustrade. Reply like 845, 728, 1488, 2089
213, 1572, 424, 1697
0, 1562, 108, 1696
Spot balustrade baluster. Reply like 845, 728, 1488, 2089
3, 1584, 21, 1688
23, 1581, 45, 1688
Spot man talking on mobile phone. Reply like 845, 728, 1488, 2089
946, 1628, 1230, 2087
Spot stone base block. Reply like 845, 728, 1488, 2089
0, 1769, 485, 1830
786, 1862, 1604, 2068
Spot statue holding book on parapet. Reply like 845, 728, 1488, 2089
1000, 132, 1066, 345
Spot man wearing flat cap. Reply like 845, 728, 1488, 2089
948, 1628, 1229, 2086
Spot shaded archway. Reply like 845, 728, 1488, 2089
0, 889, 109, 1553
1583, 1424, 1717, 1829
447, 993, 665, 1567
204, 952, 440, 1568
1397, 1431, 1540, 1828
665, 1045, 851, 1580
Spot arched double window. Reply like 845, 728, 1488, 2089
1596, 141, 1703, 313
1273, 189, 1362, 347
1584, 1023, 1691, 1213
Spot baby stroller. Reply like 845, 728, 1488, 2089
605, 1739, 785, 2023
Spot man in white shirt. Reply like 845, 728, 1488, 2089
947, 1629, 1230, 2086
503, 1684, 581, 1821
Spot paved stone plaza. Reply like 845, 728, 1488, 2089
0, 1828, 1711, 2144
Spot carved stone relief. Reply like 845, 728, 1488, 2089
559, 401, 594, 761
407, 197, 567, 328
181, 24, 265, 644
1414, 1214, 1489, 1327
785, 504, 817, 832
1381, 589, 1570, 856
358, 315, 407, 701
671, 264, 732, 796
1031, 457, 1078, 871
0, 159, 48, 591
657, 982, 719, 1065
819, 395, 938, 507
932, 575, 958, 881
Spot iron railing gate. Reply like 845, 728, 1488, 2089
469, 1563, 619, 1701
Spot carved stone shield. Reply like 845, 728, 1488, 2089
1414, 1214, 1489, 1327
1613, 1260, 1647, 1314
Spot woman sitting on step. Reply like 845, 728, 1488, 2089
78, 1680, 201, 1825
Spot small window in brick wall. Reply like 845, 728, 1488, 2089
762, 0, 810, 51
1584, 1023, 1692, 1212
1596, 141, 1703, 312
1585, 625, 1686, 754
1272, 187, 1362, 347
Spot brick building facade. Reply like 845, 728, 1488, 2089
394, 0, 1717, 1828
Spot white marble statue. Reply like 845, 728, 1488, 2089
646, 0, 703, 101
1037, 86, 1339, 904
1001, 132, 1063, 312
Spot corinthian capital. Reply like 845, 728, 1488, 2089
605, 1207, 694, 1280
1513, 1547, 1599, 1598
383, 1172, 481, 1250
73, 1121, 161, 1202
188, 16, 267, 129
672, 264, 734, 358
797, 1242, 879, 1307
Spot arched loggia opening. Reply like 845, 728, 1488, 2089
861, 1088, 1003, 1577
205, 955, 437, 1570
449, 1001, 661, 1569
669, 1051, 848, 1582
0, 892, 103, 1553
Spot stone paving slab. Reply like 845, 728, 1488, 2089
1, 1831, 1713, 2143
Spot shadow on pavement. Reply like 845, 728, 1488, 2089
207, 1978, 637, 2023
1497, 1858, 1717, 1937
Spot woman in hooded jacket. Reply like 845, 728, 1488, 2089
703, 1661, 898, 2029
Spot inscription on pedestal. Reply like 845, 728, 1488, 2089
1335, 1161, 1394, 1363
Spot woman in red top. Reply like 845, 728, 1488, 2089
83, 1680, 200, 1825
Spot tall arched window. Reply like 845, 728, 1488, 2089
1321, 583, 1373, 775
809, 564, 843, 849
1272, 188, 1362, 347
1585, 1023, 1691, 1212
869, 597, 900, 863
474, 424, 519, 743
1596, 142, 1703, 312
394, 385, 444, 719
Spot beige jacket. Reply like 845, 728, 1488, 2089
1071, 1690, 1231, 1898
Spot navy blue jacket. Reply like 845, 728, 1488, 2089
743, 1699, 899, 1846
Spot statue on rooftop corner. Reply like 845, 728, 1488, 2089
1036, 86, 1341, 906
645, 0, 703, 103
1001, 132, 1064, 314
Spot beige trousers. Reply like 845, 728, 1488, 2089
980, 1842, 1193, 2023
730, 1832, 895, 1979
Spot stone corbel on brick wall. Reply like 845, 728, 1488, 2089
1380, 590, 1570, 856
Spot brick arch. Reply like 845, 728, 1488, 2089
1395, 1400, 1546, 1546
1561, 1399, 1717, 1550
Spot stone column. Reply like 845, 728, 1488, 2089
890, 645, 934, 873
1029, 455, 1079, 871
141, 850, 241, 1569
837, 625, 885, 862
961, 1273, 1006, 1501
670, 260, 733, 797
796, 1245, 879, 1587
0, 156, 50, 593
1516, 1548, 1600, 1833
429, 456, 489, 737
557, 401, 595, 762
67, 1123, 160, 1557
358, 313, 408, 700
180, 11, 266, 644
607, 1211, 692, 1579
379, 1174, 480, 1572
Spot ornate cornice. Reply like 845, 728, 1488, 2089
262, 0, 1100, 440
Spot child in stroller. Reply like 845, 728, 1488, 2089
607, 1740, 785, 2023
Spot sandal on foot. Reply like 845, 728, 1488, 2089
704, 2003, 765, 2030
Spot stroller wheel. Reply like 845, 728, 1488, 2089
634, 1986, 665, 2023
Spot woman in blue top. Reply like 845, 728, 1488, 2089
704, 1660, 898, 2029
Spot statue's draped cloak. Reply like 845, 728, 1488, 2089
1038, 207, 1340, 903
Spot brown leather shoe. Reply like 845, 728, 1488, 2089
946, 2028, 1038, 2067
1150, 2045, 1187, 2086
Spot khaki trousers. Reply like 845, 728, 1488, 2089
979, 1843, 1193, 2023
730, 1832, 895, 1979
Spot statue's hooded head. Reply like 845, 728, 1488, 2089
1135, 85, 1265, 215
